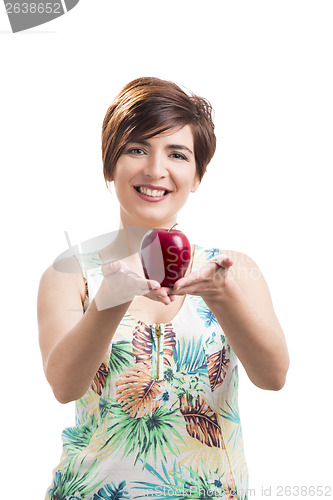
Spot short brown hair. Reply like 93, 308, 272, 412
101, 77, 216, 185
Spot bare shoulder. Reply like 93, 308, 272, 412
38, 257, 87, 375
220, 249, 262, 281
39, 255, 86, 304
220, 249, 273, 303
220, 249, 285, 339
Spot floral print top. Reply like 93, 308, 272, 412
45, 244, 249, 500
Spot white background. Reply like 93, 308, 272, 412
1, 1, 332, 498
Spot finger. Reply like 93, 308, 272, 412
172, 280, 186, 291
101, 259, 121, 277
147, 280, 161, 291
144, 289, 172, 304
171, 283, 197, 296
172, 268, 202, 291
154, 288, 175, 304
210, 254, 233, 269
173, 271, 200, 290
171, 284, 191, 294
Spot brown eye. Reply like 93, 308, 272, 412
171, 152, 188, 161
127, 148, 146, 155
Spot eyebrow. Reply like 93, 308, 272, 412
166, 144, 194, 155
130, 140, 193, 156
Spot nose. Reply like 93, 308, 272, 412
143, 151, 167, 179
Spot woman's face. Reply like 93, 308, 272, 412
112, 124, 200, 229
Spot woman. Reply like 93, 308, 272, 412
38, 77, 289, 500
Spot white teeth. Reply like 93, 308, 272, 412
137, 187, 167, 197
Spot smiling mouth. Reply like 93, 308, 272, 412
134, 186, 171, 197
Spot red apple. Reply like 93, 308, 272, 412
139, 223, 191, 287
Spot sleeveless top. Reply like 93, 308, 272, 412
45, 244, 249, 500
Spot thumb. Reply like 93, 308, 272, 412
148, 280, 161, 291
101, 259, 121, 277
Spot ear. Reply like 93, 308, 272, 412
191, 174, 201, 193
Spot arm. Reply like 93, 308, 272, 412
171, 250, 289, 390
203, 251, 289, 390
37, 263, 133, 404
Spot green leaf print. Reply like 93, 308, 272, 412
62, 418, 98, 456
48, 456, 107, 499
91, 480, 129, 499
131, 457, 232, 499
226, 365, 239, 399
204, 330, 227, 356
109, 341, 133, 376
99, 400, 185, 470
173, 372, 206, 406
174, 335, 208, 376
197, 299, 219, 328
219, 401, 242, 451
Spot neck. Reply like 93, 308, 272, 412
118, 216, 178, 255
121, 223, 154, 256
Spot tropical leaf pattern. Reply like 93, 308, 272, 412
179, 393, 225, 448
207, 347, 230, 391
91, 362, 108, 396
132, 321, 176, 368
108, 340, 133, 377
115, 362, 164, 417
45, 245, 249, 500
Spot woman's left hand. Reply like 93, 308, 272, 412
163, 254, 234, 302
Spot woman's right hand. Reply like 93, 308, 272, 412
95, 259, 172, 311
